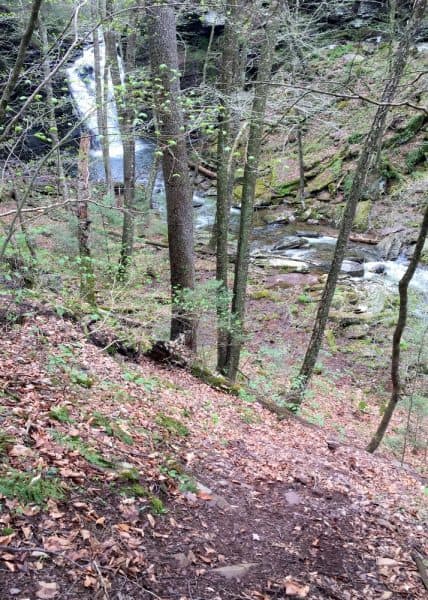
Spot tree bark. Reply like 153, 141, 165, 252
77, 133, 96, 305
225, 15, 278, 382
216, 0, 243, 372
38, 16, 68, 205
288, 0, 427, 404
0, 0, 44, 123
91, 0, 112, 196
147, 1, 197, 350
367, 203, 428, 453
104, 0, 137, 279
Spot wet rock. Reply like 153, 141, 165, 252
341, 260, 365, 278
265, 274, 319, 289
255, 257, 309, 273
296, 230, 322, 238
378, 235, 402, 260
368, 263, 386, 274
261, 210, 294, 226
273, 236, 309, 251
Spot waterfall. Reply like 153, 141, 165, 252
66, 44, 213, 226
66, 43, 158, 185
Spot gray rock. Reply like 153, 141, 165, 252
378, 235, 402, 260
343, 324, 370, 339
258, 257, 310, 273
341, 260, 365, 278
273, 236, 309, 251
265, 273, 319, 289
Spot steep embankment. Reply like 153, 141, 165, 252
0, 301, 426, 599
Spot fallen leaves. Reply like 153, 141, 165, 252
35, 581, 58, 599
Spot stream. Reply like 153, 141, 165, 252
67, 45, 428, 309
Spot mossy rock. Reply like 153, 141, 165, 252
353, 200, 372, 232
390, 114, 427, 146
307, 167, 338, 193
233, 179, 272, 205
272, 178, 300, 198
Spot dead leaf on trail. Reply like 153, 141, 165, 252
83, 575, 98, 589
212, 562, 258, 580
376, 557, 399, 567
174, 550, 196, 569
284, 580, 310, 597
9, 443, 34, 457
147, 513, 156, 528
36, 581, 58, 599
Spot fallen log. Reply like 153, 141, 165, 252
349, 233, 379, 245
189, 161, 217, 179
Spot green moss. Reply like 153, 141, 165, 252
405, 141, 428, 172
250, 289, 278, 301
49, 406, 73, 423
0, 468, 65, 505
191, 364, 241, 395
325, 329, 337, 353
354, 200, 372, 231
348, 132, 365, 144
155, 413, 189, 437
390, 114, 427, 146
272, 178, 300, 197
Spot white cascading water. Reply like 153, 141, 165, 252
66, 43, 213, 227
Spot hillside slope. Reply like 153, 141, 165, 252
0, 301, 426, 599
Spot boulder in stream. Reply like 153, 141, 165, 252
273, 236, 309, 251
341, 260, 365, 278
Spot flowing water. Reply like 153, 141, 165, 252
67, 46, 428, 302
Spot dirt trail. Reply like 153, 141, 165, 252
0, 309, 426, 599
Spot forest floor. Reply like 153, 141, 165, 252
0, 296, 427, 600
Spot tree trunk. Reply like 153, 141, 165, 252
225, 16, 278, 382
147, 1, 197, 350
0, 0, 44, 123
77, 133, 96, 305
215, 0, 243, 372
288, 0, 427, 404
38, 16, 68, 204
297, 122, 306, 209
367, 203, 428, 453
91, 0, 112, 196
104, 0, 137, 279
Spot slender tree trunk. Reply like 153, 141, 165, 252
147, 1, 197, 350
225, 17, 278, 382
104, 0, 137, 278
91, 0, 112, 195
297, 122, 306, 209
77, 133, 96, 305
38, 16, 68, 204
367, 203, 428, 453
215, 1, 243, 372
288, 0, 427, 404
0, 0, 44, 123
118, 32, 137, 278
